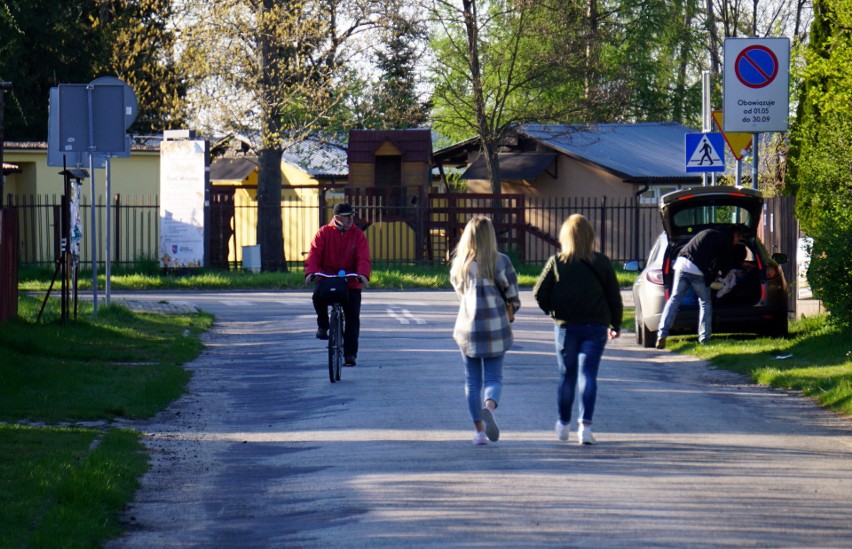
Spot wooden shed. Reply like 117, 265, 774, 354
347, 129, 433, 208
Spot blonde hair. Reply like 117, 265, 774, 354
450, 215, 499, 283
558, 214, 595, 263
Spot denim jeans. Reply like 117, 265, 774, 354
462, 354, 504, 422
657, 269, 712, 343
554, 323, 608, 426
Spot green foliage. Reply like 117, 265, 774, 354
0, 0, 184, 140
0, 1, 102, 140
786, 0, 852, 326
93, 0, 188, 134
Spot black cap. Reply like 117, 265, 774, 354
333, 202, 355, 216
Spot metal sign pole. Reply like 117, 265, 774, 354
702, 71, 711, 186
105, 156, 111, 305
752, 133, 759, 189
87, 84, 98, 315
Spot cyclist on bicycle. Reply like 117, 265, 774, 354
305, 202, 372, 366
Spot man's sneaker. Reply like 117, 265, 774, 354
344, 355, 356, 367
655, 336, 666, 350
316, 328, 329, 340
481, 408, 500, 442
472, 431, 488, 445
555, 420, 570, 441
578, 425, 597, 445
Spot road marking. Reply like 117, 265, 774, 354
386, 307, 426, 325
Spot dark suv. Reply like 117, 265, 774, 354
626, 186, 789, 348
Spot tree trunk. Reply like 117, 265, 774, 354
257, 147, 287, 272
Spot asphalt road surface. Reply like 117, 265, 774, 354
106, 290, 852, 548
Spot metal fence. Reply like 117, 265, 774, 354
9, 192, 796, 272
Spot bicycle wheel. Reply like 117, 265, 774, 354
328, 306, 339, 383
333, 307, 344, 381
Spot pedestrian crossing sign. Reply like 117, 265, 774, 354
685, 133, 725, 173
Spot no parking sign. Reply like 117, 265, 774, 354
723, 38, 790, 133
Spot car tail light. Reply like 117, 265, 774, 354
766, 264, 782, 280
646, 269, 664, 285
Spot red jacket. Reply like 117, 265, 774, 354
304, 221, 372, 289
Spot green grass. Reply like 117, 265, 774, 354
1, 296, 212, 422
18, 261, 637, 291
0, 294, 211, 547
0, 426, 148, 548
663, 315, 852, 416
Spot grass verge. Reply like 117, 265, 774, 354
18, 262, 637, 291
0, 295, 211, 547
664, 315, 852, 416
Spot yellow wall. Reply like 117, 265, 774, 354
222, 160, 324, 266
3, 147, 160, 200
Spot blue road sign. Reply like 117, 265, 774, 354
685, 133, 725, 173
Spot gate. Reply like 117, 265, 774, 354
0, 207, 18, 322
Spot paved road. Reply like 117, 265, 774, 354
107, 290, 852, 548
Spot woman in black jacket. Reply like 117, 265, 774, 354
533, 214, 622, 445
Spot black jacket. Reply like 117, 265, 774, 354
678, 228, 737, 285
533, 252, 623, 332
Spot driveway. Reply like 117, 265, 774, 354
108, 290, 852, 547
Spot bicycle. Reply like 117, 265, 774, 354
310, 271, 363, 383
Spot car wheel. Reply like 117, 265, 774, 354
764, 315, 789, 338
635, 308, 644, 346
641, 322, 658, 348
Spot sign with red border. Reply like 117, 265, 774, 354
723, 38, 790, 133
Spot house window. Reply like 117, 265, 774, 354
639, 185, 690, 204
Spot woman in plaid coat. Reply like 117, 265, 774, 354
450, 216, 521, 445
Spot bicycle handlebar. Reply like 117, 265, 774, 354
307, 272, 369, 287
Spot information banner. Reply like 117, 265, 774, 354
159, 139, 206, 268
723, 37, 790, 132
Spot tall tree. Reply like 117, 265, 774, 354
178, 0, 377, 271
429, 0, 591, 196
358, 0, 430, 129
785, 0, 852, 326
93, 0, 188, 135
0, 1, 102, 140
0, 0, 185, 141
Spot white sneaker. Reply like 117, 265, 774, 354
578, 425, 597, 445
472, 431, 488, 445
481, 408, 500, 442
555, 420, 570, 441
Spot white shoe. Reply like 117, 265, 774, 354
578, 425, 597, 445
472, 431, 488, 445
481, 408, 500, 442
555, 420, 569, 441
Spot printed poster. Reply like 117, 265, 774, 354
159, 139, 206, 268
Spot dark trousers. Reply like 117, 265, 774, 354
313, 289, 362, 358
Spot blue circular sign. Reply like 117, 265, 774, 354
735, 45, 778, 89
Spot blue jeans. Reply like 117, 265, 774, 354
462, 354, 504, 422
658, 269, 712, 343
554, 324, 608, 426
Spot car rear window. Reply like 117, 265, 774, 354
672, 204, 753, 231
